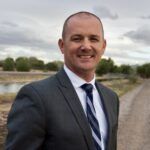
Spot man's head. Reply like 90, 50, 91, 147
62, 11, 104, 40
58, 11, 106, 81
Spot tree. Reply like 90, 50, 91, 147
96, 58, 115, 75
0, 60, 3, 68
36, 60, 45, 70
45, 62, 59, 71
16, 57, 31, 72
29, 57, 45, 70
111, 65, 120, 73
118, 64, 133, 75
3, 57, 15, 71
137, 63, 150, 78
53, 61, 64, 70
45, 61, 63, 71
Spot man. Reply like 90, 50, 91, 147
5, 11, 119, 150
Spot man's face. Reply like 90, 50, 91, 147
59, 15, 106, 76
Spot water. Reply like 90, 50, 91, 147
0, 83, 26, 94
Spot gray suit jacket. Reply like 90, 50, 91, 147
5, 69, 119, 150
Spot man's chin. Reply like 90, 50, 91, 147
78, 65, 95, 72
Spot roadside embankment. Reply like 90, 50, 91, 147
118, 79, 150, 150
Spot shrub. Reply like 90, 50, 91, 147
3, 57, 15, 71
16, 57, 31, 72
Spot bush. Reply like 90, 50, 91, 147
45, 61, 63, 71
16, 57, 31, 72
137, 63, 150, 78
0, 60, 3, 68
128, 75, 138, 84
96, 58, 115, 75
29, 57, 45, 70
3, 57, 15, 71
118, 64, 133, 75
45, 62, 58, 71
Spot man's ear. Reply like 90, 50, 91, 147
102, 39, 106, 55
58, 39, 64, 54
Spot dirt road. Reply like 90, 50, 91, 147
117, 79, 150, 150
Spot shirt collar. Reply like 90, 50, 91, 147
64, 65, 96, 89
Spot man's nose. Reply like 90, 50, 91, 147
80, 39, 92, 50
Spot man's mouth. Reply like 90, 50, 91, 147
78, 54, 94, 59
79, 55, 93, 59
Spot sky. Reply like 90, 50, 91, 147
0, 0, 150, 65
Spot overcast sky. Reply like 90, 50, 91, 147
0, 0, 150, 65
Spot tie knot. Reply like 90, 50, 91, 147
81, 83, 93, 94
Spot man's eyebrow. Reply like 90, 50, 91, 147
71, 34, 100, 37
90, 35, 101, 38
71, 34, 83, 37
70, 34, 83, 39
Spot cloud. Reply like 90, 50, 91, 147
124, 26, 150, 46
0, 21, 54, 50
1, 21, 19, 28
0, 19, 61, 62
105, 47, 150, 65
140, 15, 150, 19
93, 6, 118, 20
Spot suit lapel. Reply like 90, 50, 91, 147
95, 81, 112, 149
56, 69, 94, 150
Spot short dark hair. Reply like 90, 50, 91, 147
62, 11, 104, 39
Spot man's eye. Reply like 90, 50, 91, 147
90, 38, 99, 42
72, 38, 81, 42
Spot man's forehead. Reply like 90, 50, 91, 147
67, 14, 101, 24
66, 16, 102, 32
66, 18, 102, 38
62, 12, 104, 38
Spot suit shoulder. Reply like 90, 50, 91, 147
96, 81, 119, 115
96, 81, 118, 98
30, 74, 57, 87
19, 73, 58, 95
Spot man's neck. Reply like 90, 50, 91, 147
64, 65, 95, 82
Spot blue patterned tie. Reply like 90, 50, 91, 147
81, 83, 102, 150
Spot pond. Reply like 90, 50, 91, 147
0, 83, 26, 94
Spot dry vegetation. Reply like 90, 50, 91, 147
101, 78, 142, 97
0, 73, 51, 84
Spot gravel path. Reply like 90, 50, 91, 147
117, 79, 150, 150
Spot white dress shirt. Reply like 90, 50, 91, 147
64, 65, 107, 150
